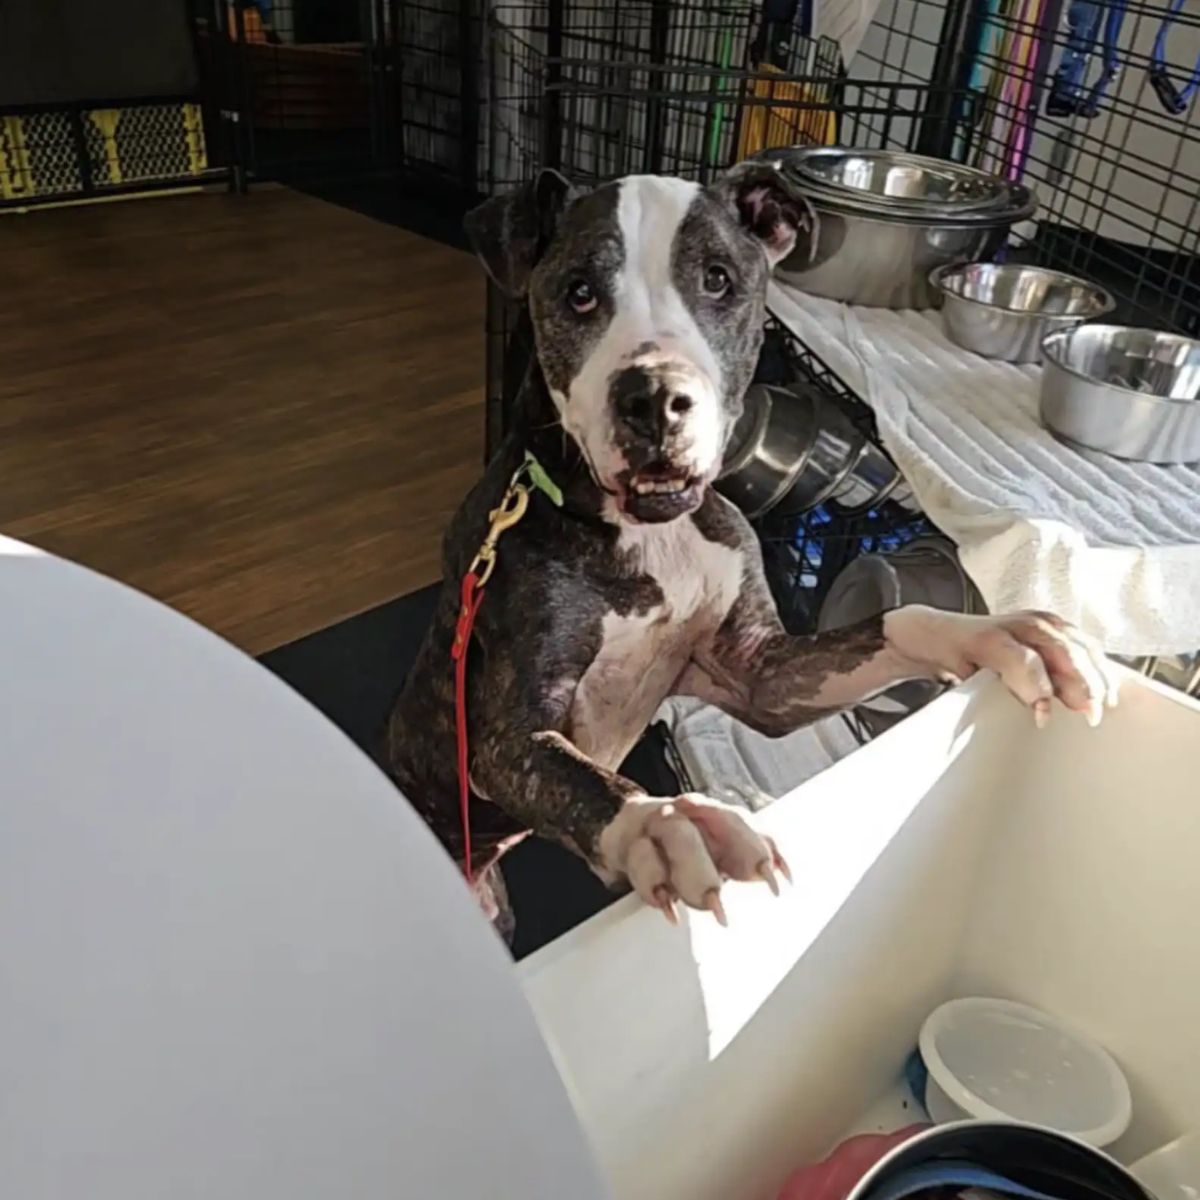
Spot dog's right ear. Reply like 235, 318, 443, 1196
464, 169, 575, 298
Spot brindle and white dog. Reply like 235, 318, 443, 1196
386, 162, 1116, 937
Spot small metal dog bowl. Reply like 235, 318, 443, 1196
1040, 324, 1200, 463
932, 263, 1115, 363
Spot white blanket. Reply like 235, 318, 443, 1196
768, 282, 1200, 656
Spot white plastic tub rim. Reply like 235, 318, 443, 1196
518, 670, 1200, 1200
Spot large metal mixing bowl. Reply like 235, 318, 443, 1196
758, 146, 1036, 308
776, 204, 1018, 309
789, 147, 1010, 215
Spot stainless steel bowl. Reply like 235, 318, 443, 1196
717, 383, 812, 518
779, 391, 864, 514
932, 262, 1115, 363
757, 146, 1021, 222
758, 146, 1036, 308
1040, 324, 1200, 464
776, 206, 1015, 308
789, 147, 1010, 215
818, 535, 984, 740
717, 382, 866, 519
826, 435, 903, 515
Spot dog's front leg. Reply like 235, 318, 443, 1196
472, 727, 788, 923
680, 571, 1117, 736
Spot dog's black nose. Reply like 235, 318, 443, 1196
611, 366, 692, 443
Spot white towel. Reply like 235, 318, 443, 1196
768, 282, 1200, 657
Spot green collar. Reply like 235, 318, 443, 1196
520, 450, 564, 507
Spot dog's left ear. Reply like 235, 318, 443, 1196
712, 160, 819, 266
464, 169, 576, 298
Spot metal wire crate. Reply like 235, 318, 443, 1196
481, 0, 1200, 629
849, 0, 1200, 335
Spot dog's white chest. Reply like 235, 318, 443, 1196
568, 520, 743, 770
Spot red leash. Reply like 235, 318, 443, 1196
450, 480, 530, 886
451, 571, 486, 884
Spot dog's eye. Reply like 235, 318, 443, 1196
703, 264, 732, 297
566, 279, 598, 314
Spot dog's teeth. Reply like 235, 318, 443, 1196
632, 477, 690, 496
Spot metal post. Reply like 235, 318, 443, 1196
459, 0, 480, 198
541, 0, 564, 170
641, 0, 671, 174
915, 0, 982, 159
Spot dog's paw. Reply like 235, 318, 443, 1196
597, 794, 790, 925
887, 606, 1119, 727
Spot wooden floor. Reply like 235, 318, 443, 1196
0, 187, 484, 654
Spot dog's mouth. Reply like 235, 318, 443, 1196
619, 463, 707, 522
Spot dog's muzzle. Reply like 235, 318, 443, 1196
608, 364, 719, 522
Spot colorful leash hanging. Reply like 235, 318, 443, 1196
451, 453, 562, 885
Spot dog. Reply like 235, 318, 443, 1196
385, 161, 1116, 937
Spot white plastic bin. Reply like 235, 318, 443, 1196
518, 672, 1199, 1200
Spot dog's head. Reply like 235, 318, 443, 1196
467, 164, 817, 523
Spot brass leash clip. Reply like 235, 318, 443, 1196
467, 480, 529, 588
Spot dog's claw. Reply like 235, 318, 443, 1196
704, 888, 729, 927
770, 840, 793, 885
653, 885, 679, 925
756, 860, 780, 896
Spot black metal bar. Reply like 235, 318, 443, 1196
0, 93, 203, 119
915, 0, 981, 158
1017, 0, 1066, 167
367, 0, 387, 169
541, 0, 565, 170
641, 0, 672, 173
229, 1, 256, 183
65, 107, 96, 194
459, 0, 480, 196
0, 171, 230, 212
